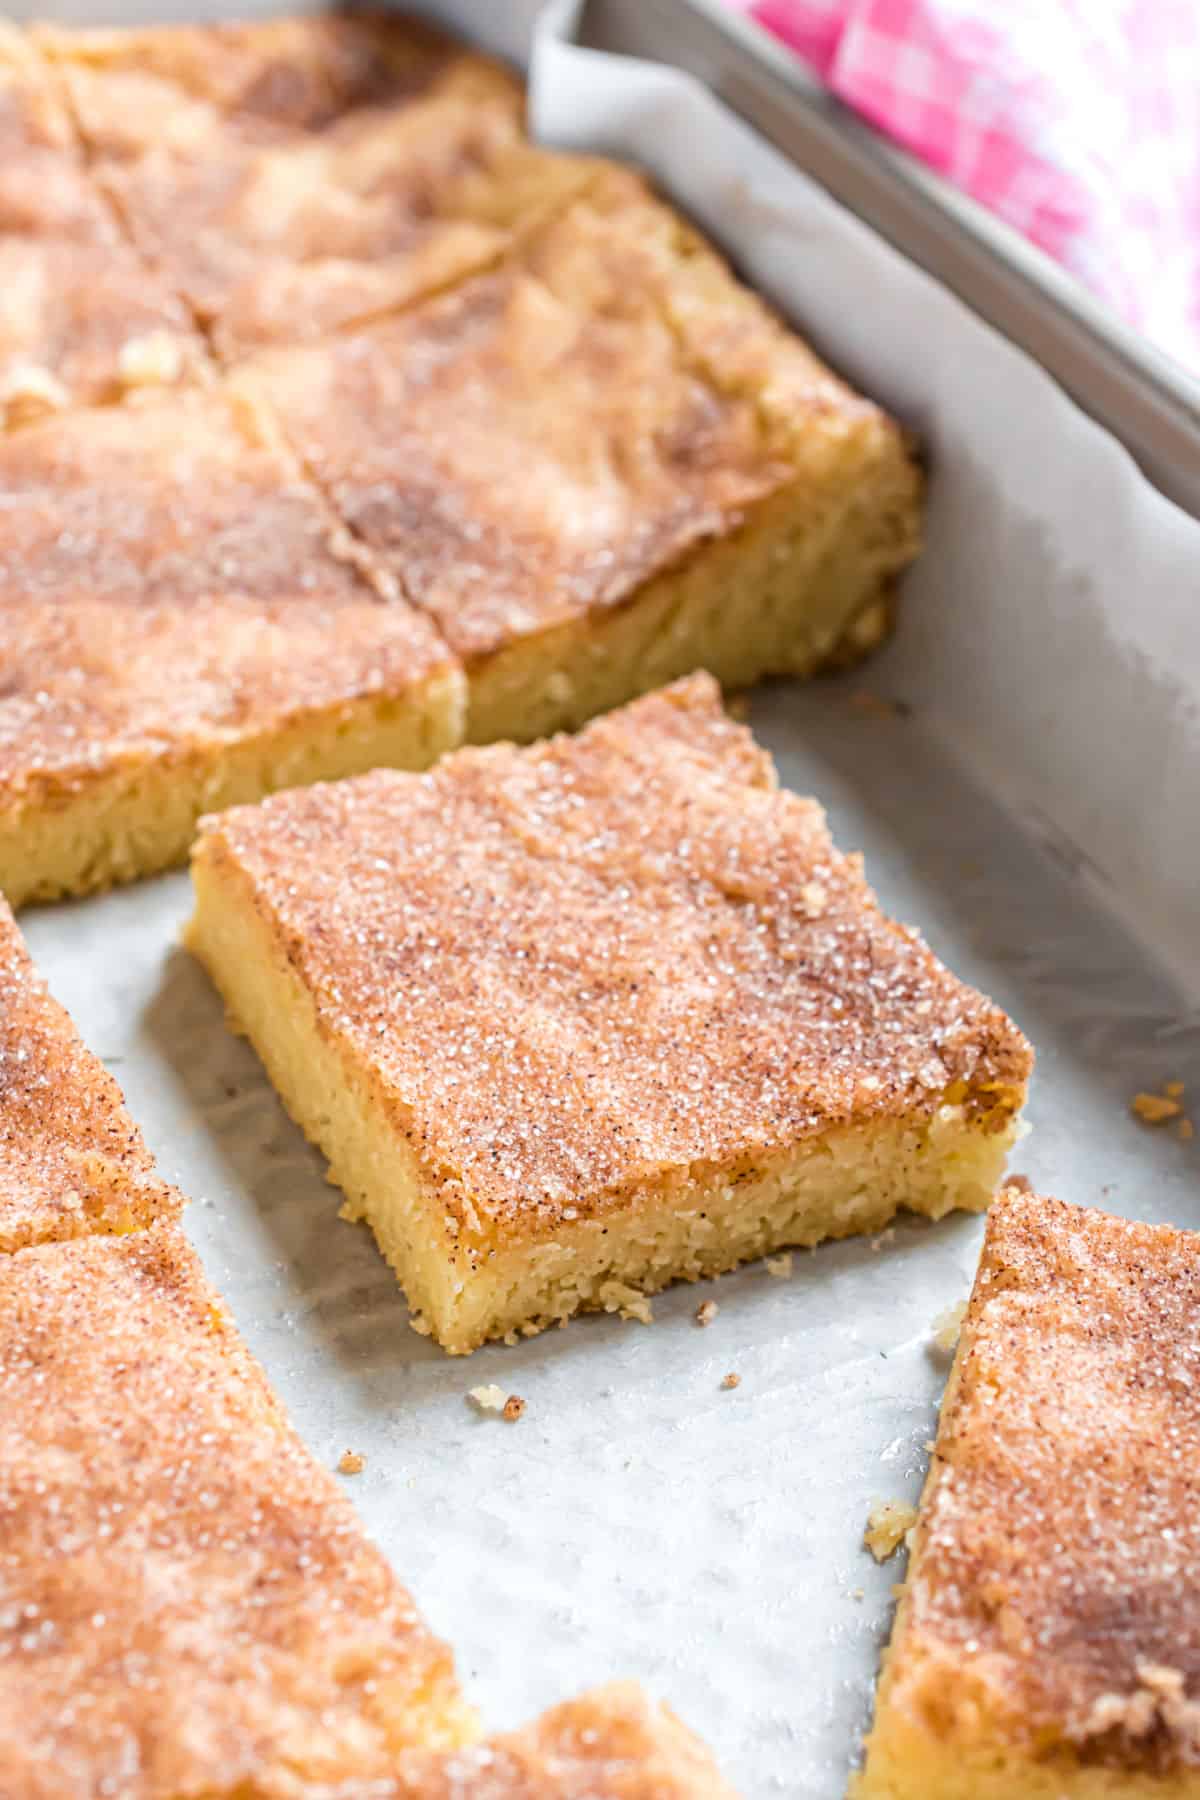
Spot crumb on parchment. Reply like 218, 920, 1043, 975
337, 1450, 365, 1475
864, 1498, 918, 1562
469, 1385, 525, 1420
721, 1372, 741, 1391
1132, 1087, 1183, 1125
695, 1299, 719, 1328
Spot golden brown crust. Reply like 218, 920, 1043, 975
0, 1222, 470, 1797
392, 1684, 736, 1797
0, 897, 179, 1251
238, 173, 900, 666
0, 386, 456, 809
194, 674, 1030, 1239
886, 1189, 1200, 1773
41, 11, 530, 351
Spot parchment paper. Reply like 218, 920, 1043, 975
13, 3, 1200, 1795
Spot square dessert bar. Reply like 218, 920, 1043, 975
239, 171, 923, 745
0, 24, 204, 423
0, 1221, 473, 1795
0, 896, 179, 1251
187, 675, 1030, 1355
0, 385, 463, 906
40, 12, 599, 357
856, 1188, 1200, 1800
394, 1684, 734, 1798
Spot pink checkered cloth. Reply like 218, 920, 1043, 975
735, 0, 1200, 371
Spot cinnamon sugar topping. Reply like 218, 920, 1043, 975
0, 897, 180, 1250
891, 1189, 1200, 1771
0, 1224, 465, 1792
196, 675, 1030, 1242
391, 1681, 734, 1796
0, 387, 454, 802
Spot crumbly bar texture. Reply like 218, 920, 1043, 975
855, 1188, 1200, 1800
0, 24, 205, 423
392, 1683, 735, 1798
0, 1221, 473, 1798
239, 170, 922, 745
187, 674, 1029, 1355
38, 12, 603, 357
0, 385, 464, 907
0, 896, 179, 1251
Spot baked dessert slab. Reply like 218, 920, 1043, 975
236, 171, 923, 746
187, 675, 1029, 1355
0, 25, 204, 424
37, 12, 602, 358
0, 896, 179, 1252
393, 1684, 735, 1798
855, 1188, 1200, 1800
0, 1220, 473, 1797
0, 386, 465, 907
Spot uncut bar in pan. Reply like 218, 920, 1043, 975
238, 168, 923, 747
38, 10, 604, 358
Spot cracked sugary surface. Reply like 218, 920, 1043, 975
0, 23, 204, 415
0, 386, 454, 800
0, 1222, 467, 1796
882, 1189, 1200, 1772
198, 674, 1029, 1235
239, 170, 895, 663
0, 898, 179, 1251
38, 11, 556, 354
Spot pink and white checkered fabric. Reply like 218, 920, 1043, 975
735, 0, 1200, 370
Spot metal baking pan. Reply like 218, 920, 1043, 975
575, 0, 1200, 523
11, 3, 1200, 1795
